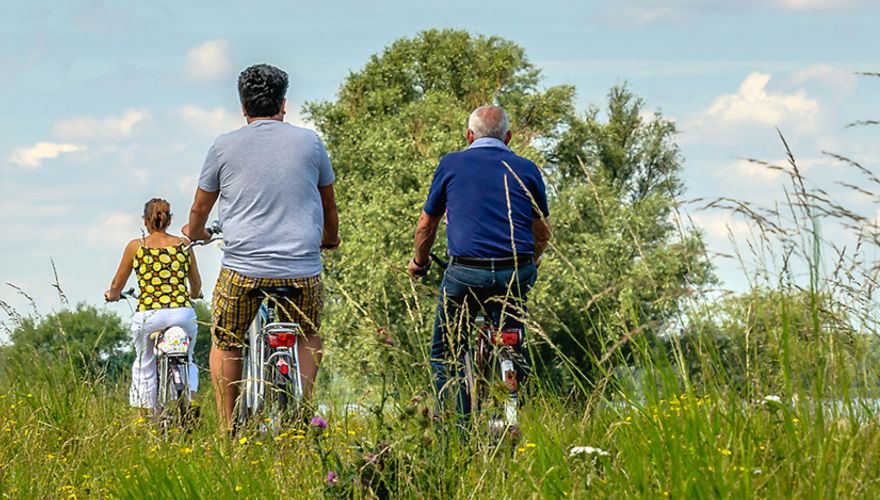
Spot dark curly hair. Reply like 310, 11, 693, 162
237, 64, 289, 117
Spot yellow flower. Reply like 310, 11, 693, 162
718, 448, 732, 456
180, 447, 193, 455
239, 436, 248, 445
792, 417, 800, 424
525, 442, 536, 448
517, 447, 525, 453
255, 441, 263, 446
348, 430, 356, 436
235, 485, 243, 492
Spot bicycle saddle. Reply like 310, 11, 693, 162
247, 286, 303, 299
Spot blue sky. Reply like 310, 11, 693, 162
1, 0, 879, 328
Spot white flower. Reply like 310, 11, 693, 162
761, 395, 783, 406
752, 468, 763, 475
569, 446, 609, 458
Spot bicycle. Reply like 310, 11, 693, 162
117, 224, 221, 431
419, 253, 524, 438
234, 287, 307, 434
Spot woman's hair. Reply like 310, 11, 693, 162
143, 198, 172, 233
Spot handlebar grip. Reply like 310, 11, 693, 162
206, 220, 222, 236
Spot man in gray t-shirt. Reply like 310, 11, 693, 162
185, 64, 339, 434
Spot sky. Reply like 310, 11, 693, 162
1, 0, 879, 331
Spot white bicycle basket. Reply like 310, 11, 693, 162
156, 326, 190, 355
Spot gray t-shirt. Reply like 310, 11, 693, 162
198, 120, 335, 279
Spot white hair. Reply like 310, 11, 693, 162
467, 105, 509, 140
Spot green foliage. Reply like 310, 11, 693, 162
1, 303, 129, 380
531, 86, 713, 386
672, 287, 872, 397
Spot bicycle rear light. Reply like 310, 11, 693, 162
268, 331, 297, 348
493, 329, 523, 347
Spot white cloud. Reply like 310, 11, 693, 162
721, 159, 785, 183
8, 142, 86, 168
790, 64, 858, 92
87, 212, 141, 247
52, 108, 151, 142
186, 39, 233, 81
705, 72, 819, 127
178, 105, 244, 137
690, 212, 752, 241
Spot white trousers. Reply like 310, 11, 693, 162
129, 307, 199, 408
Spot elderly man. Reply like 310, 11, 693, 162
407, 105, 551, 415
185, 64, 339, 433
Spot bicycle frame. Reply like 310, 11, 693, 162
238, 300, 305, 430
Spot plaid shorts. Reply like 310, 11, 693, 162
211, 267, 323, 350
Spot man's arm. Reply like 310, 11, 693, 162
319, 184, 340, 249
183, 188, 219, 241
532, 217, 551, 260
408, 210, 441, 276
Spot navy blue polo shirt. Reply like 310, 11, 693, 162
423, 138, 550, 258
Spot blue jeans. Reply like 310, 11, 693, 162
430, 261, 538, 415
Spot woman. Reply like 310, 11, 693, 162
105, 198, 202, 411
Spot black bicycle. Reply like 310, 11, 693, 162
420, 254, 524, 437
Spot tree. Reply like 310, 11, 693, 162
1, 303, 130, 380
306, 30, 712, 392
305, 29, 574, 376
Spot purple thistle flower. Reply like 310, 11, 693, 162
326, 470, 338, 485
310, 416, 328, 430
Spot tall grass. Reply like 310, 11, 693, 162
3, 133, 880, 497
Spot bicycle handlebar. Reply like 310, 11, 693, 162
412, 252, 448, 277
184, 220, 223, 251
119, 287, 137, 299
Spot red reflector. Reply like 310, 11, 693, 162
497, 330, 521, 346
268, 331, 297, 348
278, 362, 289, 375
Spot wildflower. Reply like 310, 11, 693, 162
310, 416, 328, 430
234, 485, 243, 492
26, 393, 33, 398
517, 447, 526, 453
348, 430, 356, 436
525, 442, 536, 449
326, 470, 338, 485
792, 417, 800, 424
180, 447, 193, 455
752, 468, 763, 475
239, 436, 248, 445
762, 395, 783, 405
718, 448, 732, 456
569, 446, 610, 458
255, 441, 263, 446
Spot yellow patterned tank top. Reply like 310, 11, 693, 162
132, 244, 192, 312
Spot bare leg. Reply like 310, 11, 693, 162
297, 333, 323, 399
210, 346, 242, 434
